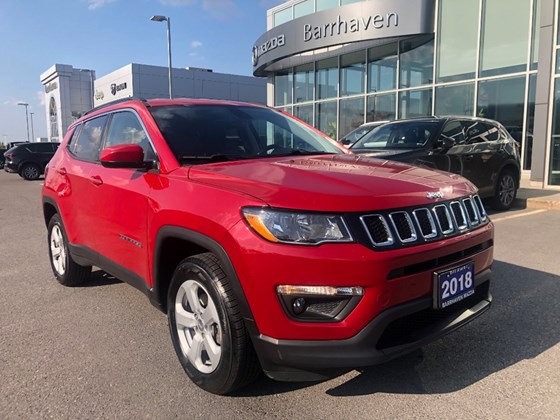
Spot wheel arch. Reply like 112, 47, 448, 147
495, 161, 521, 191
42, 196, 60, 228
153, 226, 256, 328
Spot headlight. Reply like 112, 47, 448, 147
242, 207, 353, 245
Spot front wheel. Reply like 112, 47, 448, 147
47, 214, 92, 286
167, 253, 261, 394
492, 169, 517, 211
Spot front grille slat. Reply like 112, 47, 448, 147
360, 194, 488, 249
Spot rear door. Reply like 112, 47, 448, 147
58, 115, 109, 250
461, 120, 501, 194
425, 120, 467, 176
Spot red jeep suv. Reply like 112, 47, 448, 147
42, 98, 493, 394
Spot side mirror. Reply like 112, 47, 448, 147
340, 139, 353, 146
100, 144, 153, 169
437, 136, 455, 149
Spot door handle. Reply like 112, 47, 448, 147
91, 175, 103, 186
57, 168, 67, 175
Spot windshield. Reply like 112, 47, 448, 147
149, 104, 343, 164
351, 120, 442, 150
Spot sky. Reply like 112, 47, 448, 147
0, 0, 284, 143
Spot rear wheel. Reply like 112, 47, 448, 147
167, 253, 261, 394
492, 169, 517, 211
48, 214, 92, 286
21, 163, 41, 180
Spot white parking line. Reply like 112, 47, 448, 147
491, 209, 548, 222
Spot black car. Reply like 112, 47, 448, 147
350, 116, 521, 210
4, 142, 59, 180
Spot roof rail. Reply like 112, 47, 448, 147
84, 96, 149, 116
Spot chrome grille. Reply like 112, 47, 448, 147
360, 194, 488, 249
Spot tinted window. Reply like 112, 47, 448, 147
105, 111, 156, 161
441, 120, 465, 144
352, 120, 441, 150
69, 115, 108, 161
149, 105, 342, 164
463, 121, 499, 143
30, 143, 57, 153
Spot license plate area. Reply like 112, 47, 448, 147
433, 261, 475, 309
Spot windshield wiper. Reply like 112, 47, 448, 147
178, 154, 248, 164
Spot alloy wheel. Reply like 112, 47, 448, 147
175, 279, 222, 374
50, 224, 66, 276
498, 173, 516, 207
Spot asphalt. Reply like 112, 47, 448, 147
517, 178, 560, 210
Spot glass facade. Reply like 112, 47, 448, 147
267, 0, 545, 180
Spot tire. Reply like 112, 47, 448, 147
21, 163, 41, 180
47, 214, 92, 286
167, 253, 261, 394
492, 169, 517, 211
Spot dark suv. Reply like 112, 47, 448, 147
4, 142, 59, 180
42, 99, 493, 394
350, 116, 521, 210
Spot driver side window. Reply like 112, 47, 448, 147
440, 121, 465, 145
104, 111, 156, 161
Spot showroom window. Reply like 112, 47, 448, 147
435, 83, 475, 116
339, 97, 365, 138
477, 76, 526, 133
274, 7, 292, 27
400, 35, 434, 88
316, 101, 337, 138
317, 0, 338, 12
340, 51, 365, 97
549, 79, 560, 185
316, 58, 339, 100
437, 0, 479, 82
294, 0, 313, 18
294, 64, 314, 103
480, 0, 531, 77
294, 104, 314, 126
399, 89, 433, 119
530, 0, 541, 70
367, 93, 396, 122
368, 42, 397, 92
275, 71, 293, 106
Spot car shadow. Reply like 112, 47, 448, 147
78, 269, 123, 287
234, 260, 559, 397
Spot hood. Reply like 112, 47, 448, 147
187, 154, 475, 212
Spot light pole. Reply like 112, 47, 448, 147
17, 102, 30, 142
30, 112, 35, 141
150, 15, 173, 99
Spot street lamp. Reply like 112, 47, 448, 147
30, 112, 35, 141
17, 102, 30, 142
150, 15, 173, 99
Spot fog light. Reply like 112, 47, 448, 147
277, 285, 364, 322
292, 298, 306, 315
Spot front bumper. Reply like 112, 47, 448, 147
251, 269, 491, 381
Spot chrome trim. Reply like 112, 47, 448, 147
360, 214, 394, 246
463, 198, 480, 226
450, 201, 468, 231
433, 204, 454, 235
389, 211, 417, 243
412, 208, 438, 239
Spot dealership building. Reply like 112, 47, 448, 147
253, 0, 560, 188
40, 63, 266, 143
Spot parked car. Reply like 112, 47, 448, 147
4, 142, 59, 180
339, 121, 389, 146
350, 116, 521, 210
42, 98, 493, 394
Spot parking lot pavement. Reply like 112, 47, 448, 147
0, 171, 559, 419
